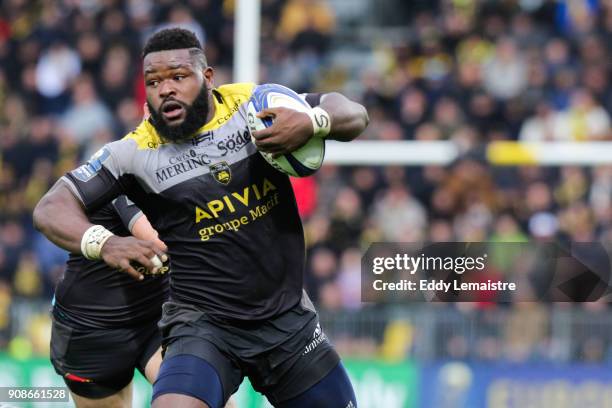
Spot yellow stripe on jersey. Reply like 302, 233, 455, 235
201, 82, 255, 131
123, 82, 256, 149
123, 120, 165, 150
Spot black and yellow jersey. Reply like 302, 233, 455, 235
54, 196, 169, 328
62, 83, 312, 321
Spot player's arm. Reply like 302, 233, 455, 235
252, 91, 369, 155
311, 92, 370, 142
33, 179, 97, 254
34, 181, 166, 280
33, 144, 166, 280
113, 195, 167, 252
130, 215, 167, 252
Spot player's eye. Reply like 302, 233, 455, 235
174, 75, 185, 81
147, 80, 159, 87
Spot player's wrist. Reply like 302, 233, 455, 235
81, 225, 115, 260
307, 106, 332, 139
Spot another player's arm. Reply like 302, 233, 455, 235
131, 215, 167, 252
113, 195, 167, 252
252, 91, 369, 154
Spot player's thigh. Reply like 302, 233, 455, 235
260, 343, 345, 407
153, 337, 241, 408
247, 309, 341, 405
50, 317, 138, 400
146, 346, 236, 407
70, 380, 133, 408
275, 362, 357, 408
152, 353, 222, 408
144, 346, 163, 383
135, 319, 164, 383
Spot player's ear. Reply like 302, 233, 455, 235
203, 66, 214, 90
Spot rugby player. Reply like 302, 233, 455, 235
50, 195, 168, 408
34, 28, 368, 408
50, 196, 237, 408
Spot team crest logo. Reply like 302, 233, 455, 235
210, 161, 232, 185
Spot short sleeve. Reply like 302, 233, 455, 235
112, 195, 143, 232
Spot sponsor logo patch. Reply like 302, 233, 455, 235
72, 147, 111, 182
192, 131, 214, 147
154, 150, 212, 183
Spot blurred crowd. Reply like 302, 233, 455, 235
2, 0, 612, 362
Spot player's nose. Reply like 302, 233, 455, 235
159, 79, 176, 99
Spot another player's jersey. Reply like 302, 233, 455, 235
54, 195, 169, 329
62, 83, 308, 321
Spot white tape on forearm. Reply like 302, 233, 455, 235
307, 106, 332, 139
81, 225, 114, 260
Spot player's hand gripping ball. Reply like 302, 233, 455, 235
247, 84, 325, 177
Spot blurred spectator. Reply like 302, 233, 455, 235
555, 0, 598, 35
305, 247, 337, 303
59, 74, 114, 148
524, 181, 554, 214
554, 166, 588, 206
327, 187, 364, 252
372, 185, 427, 241
519, 102, 556, 141
116, 98, 145, 135
153, 4, 206, 46
76, 32, 103, 78
335, 248, 362, 310
482, 37, 528, 100
490, 214, 528, 243
399, 88, 428, 138
433, 97, 464, 139
428, 219, 454, 242
2, 117, 58, 183
528, 212, 559, 241
34, 42, 81, 114
98, 45, 135, 111
552, 89, 611, 141
589, 166, 612, 224
277, 0, 336, 45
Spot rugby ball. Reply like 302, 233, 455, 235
247, 84, 325, 177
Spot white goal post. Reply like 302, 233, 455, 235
233, 0, 261, 83
324, 141, 612, 166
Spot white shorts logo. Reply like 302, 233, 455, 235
303, 323, 327, 355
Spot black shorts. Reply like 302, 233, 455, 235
50, 314, 162, 399
158, 292, 340, 405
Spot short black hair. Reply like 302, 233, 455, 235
142, 28, 205, 63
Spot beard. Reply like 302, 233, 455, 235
147, 86, 210, 143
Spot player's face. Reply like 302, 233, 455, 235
144, 49, 213, 142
